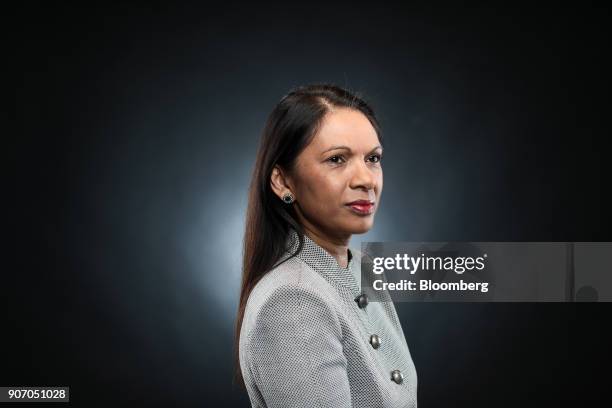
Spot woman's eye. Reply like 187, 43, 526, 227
369, 154, 382, 163
328, 155, 345, 164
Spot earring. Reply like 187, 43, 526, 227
282, 192, 295, 204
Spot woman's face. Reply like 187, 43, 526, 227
284, 107, 383, 238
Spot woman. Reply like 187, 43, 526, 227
234, 83, 418, 407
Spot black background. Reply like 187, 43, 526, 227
8, 3, 610, 407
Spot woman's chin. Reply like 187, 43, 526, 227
347, 219, 375, 234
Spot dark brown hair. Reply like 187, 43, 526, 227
233, 83, 383, 388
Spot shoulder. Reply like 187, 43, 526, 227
240, 255, 341, 340
246, 255, 333, 308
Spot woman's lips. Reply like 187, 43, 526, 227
346, 202, 375, 215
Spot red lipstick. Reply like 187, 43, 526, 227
346, 200, 375, 215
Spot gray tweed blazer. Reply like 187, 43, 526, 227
239, 229, 418, 407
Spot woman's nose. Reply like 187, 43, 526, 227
350, 160, 376, 190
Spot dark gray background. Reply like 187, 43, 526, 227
8, 3, 609, 407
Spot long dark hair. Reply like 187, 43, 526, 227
233, 83, 383, 388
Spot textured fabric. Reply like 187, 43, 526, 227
239, 229, 418, 407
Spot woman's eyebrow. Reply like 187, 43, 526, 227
321, 145, 383, 154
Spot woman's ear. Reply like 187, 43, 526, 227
270, 165, 293, 200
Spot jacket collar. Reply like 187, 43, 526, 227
284, 228, 362, 297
